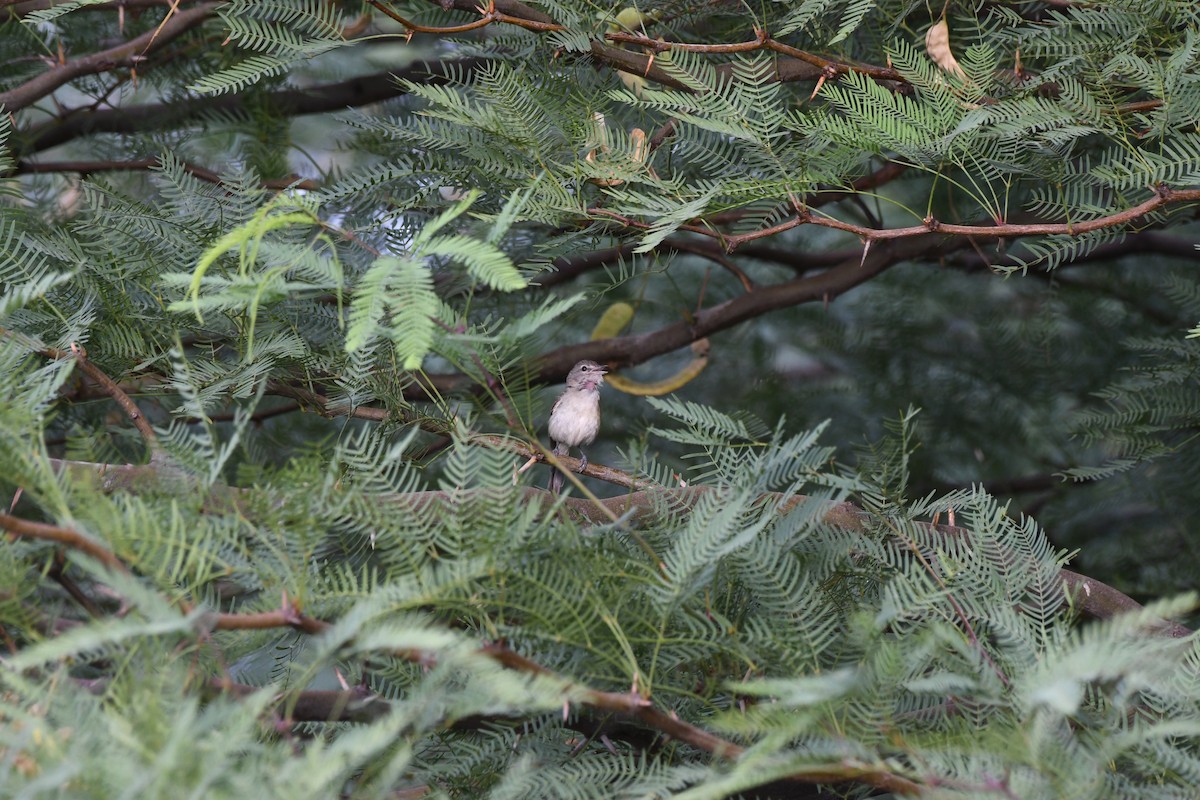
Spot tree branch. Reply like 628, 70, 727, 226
0, 2, 221, 113
531, 234, 955, 381
36, 456, 1185, 635
950, 229, 1200, 272
28, 339, 163, 461
340, 233, 961, 404
213, 606, 329, 637
16, 59, 490, 155
585, 186, 1200, 254
786, 186, 1200, 244
607, 28, 904, 84
0, 511, 129, 573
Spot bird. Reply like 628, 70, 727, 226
547, 360, 607, 494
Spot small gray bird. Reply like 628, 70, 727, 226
547, 359, 607, 494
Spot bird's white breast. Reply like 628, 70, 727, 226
548, 389, 601, 447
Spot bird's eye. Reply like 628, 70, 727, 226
580, 364, 590, 371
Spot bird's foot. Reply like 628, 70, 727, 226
577, 453, 588, 473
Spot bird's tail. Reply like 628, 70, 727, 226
548, 443, 567, 494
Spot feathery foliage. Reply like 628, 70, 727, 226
4, 0, 1200, 796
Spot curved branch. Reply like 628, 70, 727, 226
586, 42, 825, 93
667, 238, 755, 291
17, 58, 489, 155
1060, 568, 1191, 638
0, 511, 129, 573
790, 186, 1200, 243
608, 28, 905, 84
213, 607, 329, 637
434, 0, 553, 24
532, 233, 954, 380
200, 599, 917, 790
9, 334, 164, 460
588, 187, 1200, 254
0, 2, 221, 113
394, 233, 957, 402
532, 244, 638, 289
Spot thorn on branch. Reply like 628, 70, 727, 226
809, 73, 827, 100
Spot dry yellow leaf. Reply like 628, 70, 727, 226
926, 19, 965, 79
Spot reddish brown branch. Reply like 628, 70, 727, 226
243, 641, 929, 792
46, 342, 162, 459
587, 186, 1200, 254
764, 38, 904, 82
786, 186, 1200, 245
487, 641, 918, 792
418, 0, 556, 26
213, 608, 330, 637
13, 457, 1185, 792
0, 511, 128, 573
531, 234, 950, 380
370, 0, 563, 33
607, 28, 905, 84
368, 0, 494, 33
0, 328, 161, 459
0, 2, 220, 112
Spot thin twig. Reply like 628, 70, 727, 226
0, 329, 159, 452
590, 186, 1200, 254
607, 27, 905, 84
49, 550, 104, 616
34, 340, 163, 461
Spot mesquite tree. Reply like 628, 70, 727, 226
3, 1, 1200, 797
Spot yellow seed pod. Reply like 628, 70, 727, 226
617, 70, 648, 97
591, 301, 636, 339
590, 303, 709, 395
610, 7, 656, 32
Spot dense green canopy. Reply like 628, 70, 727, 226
3, 1, 1200, 797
